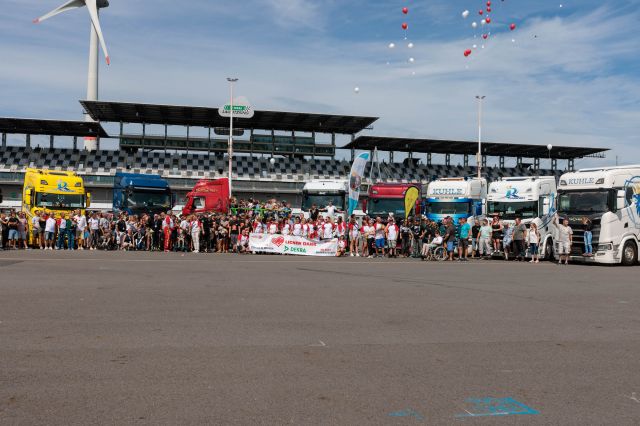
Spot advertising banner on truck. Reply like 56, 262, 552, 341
249, 234, 338, 256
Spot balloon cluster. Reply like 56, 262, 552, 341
461, 0, 518, 58
386, 6, 415, 70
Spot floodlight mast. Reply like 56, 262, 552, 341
34, 0, 111, 151
227, 78, 239, 198
476, 95, 486, 179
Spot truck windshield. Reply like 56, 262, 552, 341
557, 190, 613, 214
425, 201, 471, 215
302, 193, 345, 211
127, 191, 171, 210
367, 199, 405, 217
487, 201, 538, 220
36, 192, 84, 209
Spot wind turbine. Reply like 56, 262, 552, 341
34, 0, 111, 151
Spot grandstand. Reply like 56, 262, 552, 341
0, 101, 609, 210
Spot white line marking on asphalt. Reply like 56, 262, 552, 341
309, 340, 326, 347
628, 393, 640, 403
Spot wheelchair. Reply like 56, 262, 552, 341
425, 244, 448, 261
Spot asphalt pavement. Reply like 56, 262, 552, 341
1, 251, 639, 425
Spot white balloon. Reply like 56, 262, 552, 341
481, 19, 486, 26
269, 157, 276, 165
472, 22, 478, 28
408, 57, 415, 63
408, 42, 414, 48
547, 144, 553, 151
472, 44, 477, 49
388, 43, 395, 49
462, 10, 470, 19
354, 87, 360, 93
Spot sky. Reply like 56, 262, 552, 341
1, 0, 639, 168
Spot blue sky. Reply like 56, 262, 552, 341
1, 0, 639, 167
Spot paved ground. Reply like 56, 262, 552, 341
0, 251, 639, 425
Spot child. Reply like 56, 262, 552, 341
336, 236, 347, 257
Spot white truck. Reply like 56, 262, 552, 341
423, 177, 488, 224
487, 176, 558, 259
557, 165, 640, 265
299, 180, 349, 221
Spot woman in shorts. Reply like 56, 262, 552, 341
491, 215, 503, 252
528, 223, 541, 263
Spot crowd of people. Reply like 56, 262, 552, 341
0, 197, 583, 264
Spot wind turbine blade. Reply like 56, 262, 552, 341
33, 0, 85, 23
85, 0, 110, 65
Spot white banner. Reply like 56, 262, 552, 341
249, 233, 338, 256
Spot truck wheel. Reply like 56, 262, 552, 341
544, 239, 554, 262
621, 241, 638, 266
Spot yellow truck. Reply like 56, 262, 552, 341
22, 169, 91, 242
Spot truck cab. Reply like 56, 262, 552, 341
487, 176, 557, 259
557, 166, 640, 265
301, 180, 348, 220
113, 172, 172, 216
22, 168, 90, 239
365, 183, 421, 220
424, 177, 487, 223
182, 178, 230, 215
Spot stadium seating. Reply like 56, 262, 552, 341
0, 147, 564, 183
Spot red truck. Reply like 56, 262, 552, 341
364, 182, 421, 219
182, 178, 230, 215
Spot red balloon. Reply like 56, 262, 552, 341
402, 22, 408, 30
485, 17, 491, 23
510, 23, 517, 31
478, 10, 483, 15
487, 7, 492, 12
464, 49, 472, 57
402, 7, 408, 14
487, 1, 491, 6
482, 34, 488, 39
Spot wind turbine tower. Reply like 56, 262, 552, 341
34, 0, 111, 151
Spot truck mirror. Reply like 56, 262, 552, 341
172, 193, 177, 208
542, 198, 550, 215
616, 190, 626, 211
86, 192, 91, 208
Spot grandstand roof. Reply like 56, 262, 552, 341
0, 117, 108, 138
80, 100, 378, 135
344, 136, 609, 160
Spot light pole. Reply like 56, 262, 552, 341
476, 95, 486, 179
227, 77, 238, 198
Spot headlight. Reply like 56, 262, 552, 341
597, 243, 613, 251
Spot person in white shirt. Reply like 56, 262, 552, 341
190, 215, 201, 253
31, 212, 43, 249
293, 217, 302, 237
424, 231, 444, 258
281, 221, 291, 236
75, 212, 87, 250
44, 215, 57, 250
268, 221, 278, 235
88, 213, 100, 250
322, 218, 335, 241
385, 218, 399, 258
554, 213, 573, 265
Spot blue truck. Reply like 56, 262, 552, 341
113, 172, 173, 216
